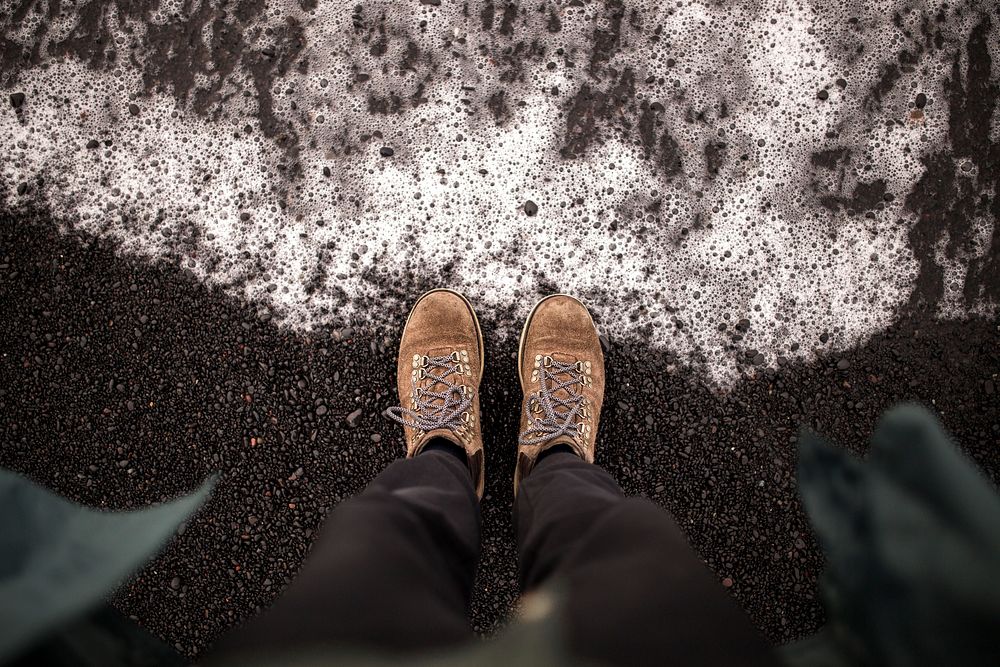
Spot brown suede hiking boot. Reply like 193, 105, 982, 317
515, 294, 605, 494
384, 289, 486, 498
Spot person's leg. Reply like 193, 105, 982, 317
516, 450, 779, 667
213, 441, 479, 656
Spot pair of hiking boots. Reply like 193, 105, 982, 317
385, 289, 605, 498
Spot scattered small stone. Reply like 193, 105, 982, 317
9, 92, 25, 109
836, 358, 851, 370
379, 146, 394, 157
346, 408, 363, 427
170, 577, 181, 590
128, 103, 140, 116
915, 92, 927, 108
370, 433, 382, 443
722, 577, 734, 588
315, 404, 328, 416
524, 200, 538, 216
86, 139, 100, 149
817, 89, 829, 100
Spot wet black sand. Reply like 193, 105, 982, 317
1, 215, 997, 657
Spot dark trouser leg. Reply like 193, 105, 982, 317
515, 452, 778, 667
213, 447, 480, 656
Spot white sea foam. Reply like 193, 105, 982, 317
1, 0, 995, 384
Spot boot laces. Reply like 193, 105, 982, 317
519, 357, 586, 446
385, 353, 472, 434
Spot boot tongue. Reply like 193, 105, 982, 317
419, 348, 468, 456
421, 346, 459, 399
545, 352, 580, 404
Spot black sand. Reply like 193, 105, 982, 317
1, 216, 997, 657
